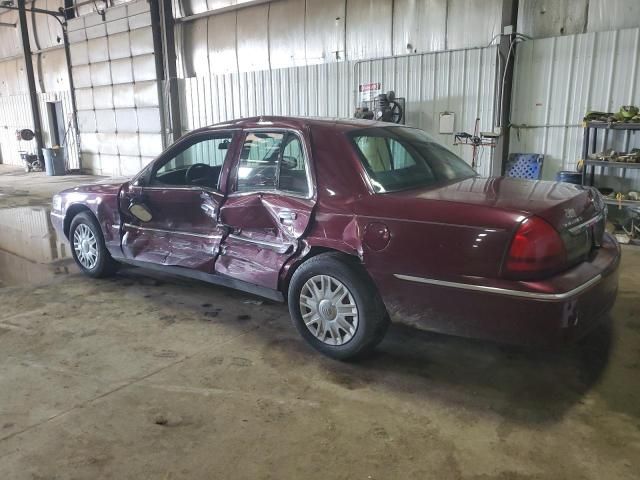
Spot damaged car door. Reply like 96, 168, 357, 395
119, 131, 236, 271
216, 130, 315, 289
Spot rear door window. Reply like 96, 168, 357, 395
235, 131, 310, 196
278, 135, 309, 195
237, 132, 283, 192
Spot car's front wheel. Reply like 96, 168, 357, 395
69, 211, 119, 278
288, 252, 389, 360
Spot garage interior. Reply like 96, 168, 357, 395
0, 0, 639, 478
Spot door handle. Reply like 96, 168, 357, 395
278, 210, 297, 223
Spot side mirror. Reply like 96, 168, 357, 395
129, 202, 153, 222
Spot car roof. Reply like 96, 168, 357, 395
189, 116, 406, 134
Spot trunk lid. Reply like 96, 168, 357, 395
406, 177, 606, 265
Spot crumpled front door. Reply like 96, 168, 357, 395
120, 184, 225, 272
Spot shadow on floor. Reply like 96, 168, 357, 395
353, 321, 613, 424
106, 266, 614, 427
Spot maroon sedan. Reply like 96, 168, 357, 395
51, 117, 620, 360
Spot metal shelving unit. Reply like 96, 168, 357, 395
602, 197, 640, 207
583, 159, 640, 187
581, 121, 640, 208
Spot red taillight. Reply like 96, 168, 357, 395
504, 216, 566, 278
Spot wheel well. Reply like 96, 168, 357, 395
280, 246, 362, 299
63, 204, 94, 238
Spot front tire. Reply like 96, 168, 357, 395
288, 252, 389, 361
69, 211, 119, 278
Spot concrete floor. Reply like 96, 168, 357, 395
0, 165, 639, 479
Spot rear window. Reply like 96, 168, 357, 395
350, 126, 476, 193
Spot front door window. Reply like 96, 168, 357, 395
152, 135, 233, 190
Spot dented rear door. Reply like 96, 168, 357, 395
216, 129, 315, 290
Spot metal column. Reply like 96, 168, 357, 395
17, 0, 44, 160
159, 0, 182, 143
492, 0, 519, 176
149, 0, 169, 149
61, 14, 82, 171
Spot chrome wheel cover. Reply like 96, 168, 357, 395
73, 223, 99, 270
299, 275, 359, 346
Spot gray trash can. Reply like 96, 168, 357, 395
42, 147, 66, 176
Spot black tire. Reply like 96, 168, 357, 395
69, 211, 119, 278
288, 252, 389, 361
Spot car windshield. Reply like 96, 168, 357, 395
349, 126, 477, 193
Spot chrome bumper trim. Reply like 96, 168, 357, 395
393, 273, 603, 301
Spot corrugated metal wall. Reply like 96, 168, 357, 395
0, 58, 28, 96
510, 27, 640, 188
0, 1, 67, 58
1, 0, 639, 178
0, 89, 80, 168
179, 46, 498, 176
67, 0, 163, 176
72, 0, 134, 17
0, 1, 80, 169
176, 0, 503, 75
518, 0, 640, 38
356, 48, 498, 176
0, 93, 34, 166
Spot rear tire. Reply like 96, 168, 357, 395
69, 211, 119, 278
288, 252, 389, 361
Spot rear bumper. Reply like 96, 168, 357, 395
379, 233, 620, 346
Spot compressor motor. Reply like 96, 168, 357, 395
354, 90, 405, 124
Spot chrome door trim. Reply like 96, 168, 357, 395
123, 223, 220, 240
393, 273, 603, 301
227, 233, 294, 254
140, 185, 223, 195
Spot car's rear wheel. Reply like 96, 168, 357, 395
288, 252, 389, 360
69, 211, 119, 278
